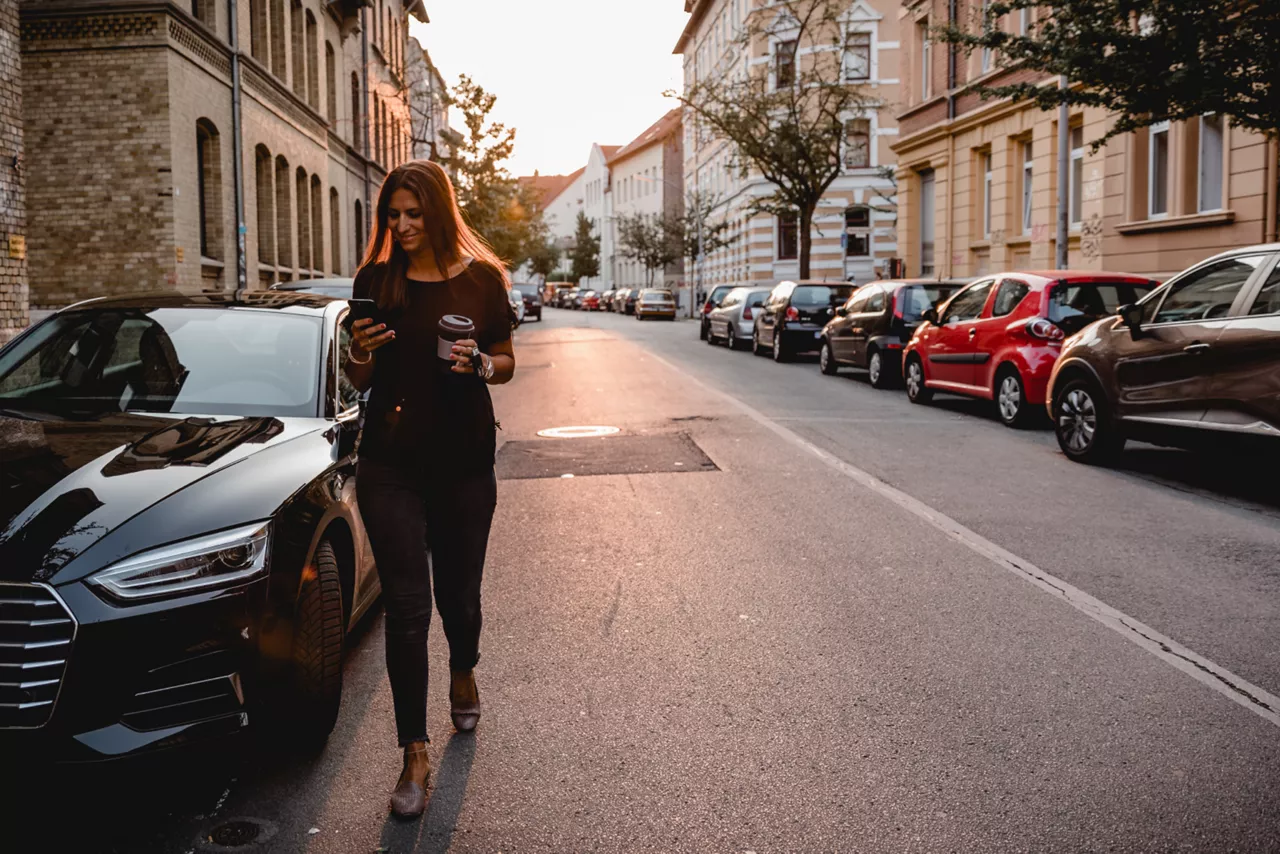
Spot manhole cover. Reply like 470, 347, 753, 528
210, 821, 261, 846
536, 425, 620, 439
497, 433, 718, 480
198, 817, 277, 851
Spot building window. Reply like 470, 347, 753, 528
845, 206, 870, 257
191, 0, 214, 29
249, 0, 267, 63
980, 151, 993, 239
777, 211, 798, 260
775, 39, 797, 89
919, 169, 936, 276
310, 175, 324, 274
330, 188, 341, 273
351, 73, 362, 151
1199, 114, 1224, 212
1070, 126, 1084, 228
325, 42, 337, 123
980, 1, 992, 73
918, 21, 931, 100
1021, 140, 1034, 234
844, 119, 870, 169
275, 156, 292, 268
255, 145, 275, 269
845, 32, 871, 81
290, 0, 304, 98
354, 200, 365, 266
374, 99, 383, 164
1149, 120, 1170, 218
270, 0, 286, 78
296, 168, 312, 273
305, 11, 319, 110
196, 120, 222, 260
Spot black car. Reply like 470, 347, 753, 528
511, 283, 543, 321
622, 288, 640, 315
699, 285, 738, 341
753, 280, 857, 362
0, 291, 376, 761
820, 278, 969, 387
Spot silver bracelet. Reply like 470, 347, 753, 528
347, 344, 372, 365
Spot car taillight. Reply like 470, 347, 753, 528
1027, 318, 1065, 341
702, 302, 713, 315
742, 306, 753, 320
891, 293, 903, 319
785, 306, 799, 321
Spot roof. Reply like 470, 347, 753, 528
599, 145, 622, 160
518, 167, 586, 209
607, 109, 682, 165
673, 0, 712, 54
1004, 270, 1160, 283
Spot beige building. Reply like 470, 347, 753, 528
891, 0, 1280, 281
0, 0, 26, 342
675, 0, 903, 295
20, 0, 425, 309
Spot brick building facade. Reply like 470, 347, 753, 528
0, 0, 26, 342
19, 0, 425, 311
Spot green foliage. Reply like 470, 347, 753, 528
569, 211, 600, 281
935, 0, 1280, 146
527, 237, 560, 281
616, 213, 683, 287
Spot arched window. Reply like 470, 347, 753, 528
191, 0, 215, 30
310, 174, 324, 274
329, 187, 341, 273
196, 119, 222, 261
354, 200, 364, 267
269, 0, 286, 78
296, 167, 312, 273
249, 0, 267, 62
325, 42, 337, 123
275, 155, 292, 269
254, 145, 275, 270
290, 0, 304, 98
350, 72, 362, 151
385, 8, 391, 57
374, 99, 383, 164
305, 11, 319, 110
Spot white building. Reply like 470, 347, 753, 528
608, 109, 685, 293
405, 39, 456, 162
581, 143, 621, 292
512, 168, 585, 282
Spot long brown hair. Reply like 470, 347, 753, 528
359, 160, 509, 310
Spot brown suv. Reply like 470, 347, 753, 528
1046, 245, 1280, 463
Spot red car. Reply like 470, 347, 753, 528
902, 271, 1159, 427
581, 291, 600, 311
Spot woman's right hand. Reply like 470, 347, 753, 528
352, 317, 395, 356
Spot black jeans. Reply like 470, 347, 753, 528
356, 457, 497, 746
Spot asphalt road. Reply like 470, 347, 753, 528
10, 306, 1280, 853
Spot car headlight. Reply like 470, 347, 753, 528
88, 522, 271, 602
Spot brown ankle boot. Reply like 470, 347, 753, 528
390, 742, 430, 819
449, 669, 481, 733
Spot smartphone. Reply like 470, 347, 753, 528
343, 298, 380, 333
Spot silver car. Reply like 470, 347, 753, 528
706, 286, 770, 350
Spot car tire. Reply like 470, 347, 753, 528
752, 327, 766, 356
868, 348, 892, 389
1054, 376, 1125, 464
819, 340, 838, 375
905, 356, 933, 404
727, 330, 743, 351
772, 329, 790, 363
706, 321, 719, 345
995, 367, 1033, 428
289, 538, 345, 746
700, 320, 709, 340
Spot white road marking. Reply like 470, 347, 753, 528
644, 348, 1280, 730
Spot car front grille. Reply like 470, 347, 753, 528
0, 583, 76, 729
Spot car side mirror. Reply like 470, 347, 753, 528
836, 306, 848, 317
1118, 303, 1143, 339
922, 307, 938, 325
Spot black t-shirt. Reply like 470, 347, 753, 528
353, 260, 511, 472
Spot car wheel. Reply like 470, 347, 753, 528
772, 328, 789, 362
290, 538, 345, 746
752, 327, 765, 356
905, 356, 932, 404
867, 348, 893, 389
996, 368, 1031, 428
1054, 377, 1125, 464
819, 340, 838, 375
700, 319, 709, 340
727, 329, 743, 351
706, 321, 719, 345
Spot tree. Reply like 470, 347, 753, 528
616, 213, 683, 288
440, 75, 547, 267
936, 0, 1280, 147
527, 237, 560, 282
668, 0, 880, 278
569, 211, 600, 282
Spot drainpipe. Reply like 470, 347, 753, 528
943, 0, 957, 278
227, 0, 247, 289
1055, 76, 1069, 269
360, 5, 372, 253
1265, 139, 1279, 243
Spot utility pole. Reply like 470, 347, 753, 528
1056, 76, 1069, 269
227, 0, 247, 290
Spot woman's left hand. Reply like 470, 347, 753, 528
450, 338, 483, 374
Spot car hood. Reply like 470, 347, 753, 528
0, 409, 317, 583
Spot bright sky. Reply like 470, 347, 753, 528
409, 1, 689, 179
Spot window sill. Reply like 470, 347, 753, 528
200, 256, 225, 269
1004, 235, 1032, 247
1116, 210, 1235, 235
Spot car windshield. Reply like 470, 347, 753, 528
643, 291, 673, 302
0, 307, 324, 418
898, 285, 962, 322
793, 285, 855, 308
1049, 281, 1156, 334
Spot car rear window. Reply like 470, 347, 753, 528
897, 285, 961, 322
643, 290, 674, 302
792, 285, 855, 307
1049, 282, 1156, 333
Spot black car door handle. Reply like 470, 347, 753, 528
1184, 342, 1211, 354
968, 328, 977, 338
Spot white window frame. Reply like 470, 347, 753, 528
980, 1, 992, 74
1198, 113, 1225, 213
1018, 6, 1031, 35
1021, 140, 1034, 235
1069, 125, 1084, 229
919, 21, 932, 100
1149, 120, 1170, 219
773, 38, 798, 91
981, 151, 993, 239
844, 118, 872, 170
845, 30, 872, 82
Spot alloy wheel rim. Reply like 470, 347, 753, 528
773, 332, 780, 358
1059, 388, 1098, 452
907, 362, 921, 396
869, 353, 881, 383
999, 376, 1021, 421
820, 344, 829, 370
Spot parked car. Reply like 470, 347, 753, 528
1047, 246, 1280, 462
269, 277, 354, 298
601, 289, 617, 312
621, 288, 641, 315
581, 291, 601, 311
753, 280, 857, 362
700, 284, 739, 341
819, 278, 969, 387
511, 283, 543, 321
508, 289, 525, 326
635, 288, 677, 320
0, 291, 375, 760
903, 271, 1158, 427
707, 286, 770, 350
565, 288, 583, 309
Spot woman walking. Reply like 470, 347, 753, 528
343, 160, 515, 819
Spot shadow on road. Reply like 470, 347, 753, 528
379, 732, 477, 854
